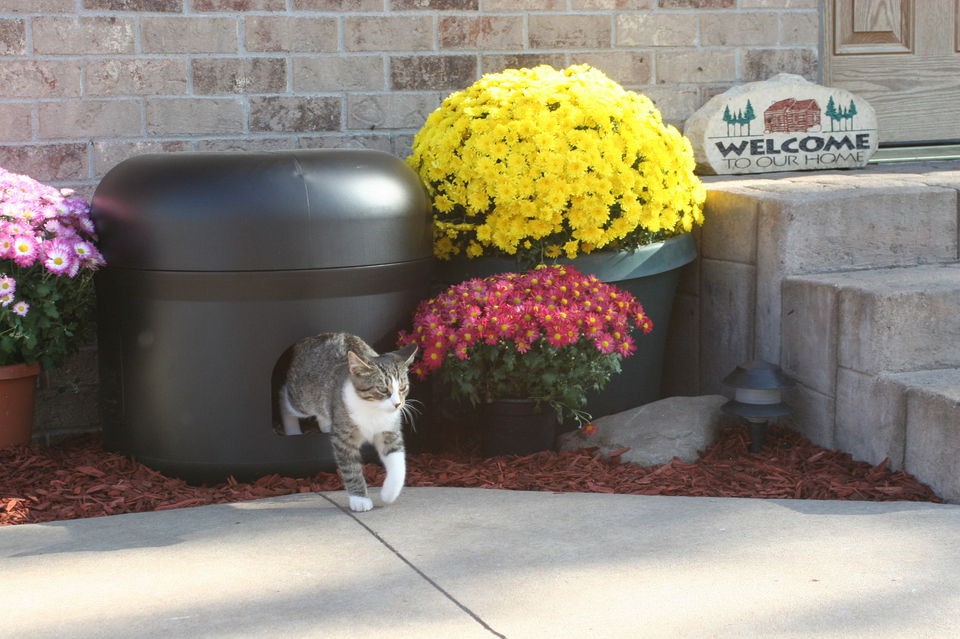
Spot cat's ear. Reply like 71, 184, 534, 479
347, 350, 374, 375
396, 343, 418, 367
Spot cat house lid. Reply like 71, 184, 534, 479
90, 149, 432, 271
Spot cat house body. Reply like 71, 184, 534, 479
279, 332, 417, 512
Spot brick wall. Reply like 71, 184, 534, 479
1, 0, 819, 199
1, 0, 820, 442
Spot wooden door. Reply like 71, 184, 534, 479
823, 0, 960, 145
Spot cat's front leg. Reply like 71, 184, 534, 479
331, 436, 372, 512
376, 431, 406, 505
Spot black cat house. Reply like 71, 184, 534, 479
92, 150, 432, 482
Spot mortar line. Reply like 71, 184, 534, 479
320, 494, 507, 639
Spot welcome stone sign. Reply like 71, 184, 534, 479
684, 74, 878, 175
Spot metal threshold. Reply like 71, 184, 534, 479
871, 144, 960, 164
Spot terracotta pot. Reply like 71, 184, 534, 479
0, 362, 41, 447
480, 398, 557, 457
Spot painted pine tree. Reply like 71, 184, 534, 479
742, 100, 756, 135
825, 96, 838, 132
847, 100, 858, 130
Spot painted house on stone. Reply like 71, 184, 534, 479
764, 98, 820, 134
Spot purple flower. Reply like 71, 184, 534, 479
1, 165, 105, 367
12, 235, 38, 267
43, 239, 75, 275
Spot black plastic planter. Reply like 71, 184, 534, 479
92, 150, 432, 482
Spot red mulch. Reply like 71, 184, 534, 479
0, 424, 942, 526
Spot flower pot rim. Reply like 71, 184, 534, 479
0, 361, 42, 380
436, 233, 697, 284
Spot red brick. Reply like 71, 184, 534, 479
742, 48, 817, 81
141, 17, 237, 54
345, 16, 433, 52
481, 53, 567, 74
293, 0, 383, 8
0, 20, 25, 56
33, 17, 136, 55
83, 0, 182, 10
244, 16, 338, 53
0, 104, 31, 143
529, 14, 611, 49
0, 60, 82, 98
1, 0, 73, 11
249, 96, 342, 132
392, 0, 478, 8
146, 98, 245, 135
575, 52, 651, 87
0, 143, 88, 182
660, 0, 734, 7
85, 59, 187, 96
390, 55, 477, 91
440, 16, 523, 50
192, 58, 287, 94
194, 0, 285, 9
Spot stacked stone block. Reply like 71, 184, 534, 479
666, 161, 960, 501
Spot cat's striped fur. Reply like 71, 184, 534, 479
279, 332, 417, 512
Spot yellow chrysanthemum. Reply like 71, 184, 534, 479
406, 64, 705, 263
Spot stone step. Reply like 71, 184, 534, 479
705, 173, 958, 277
894, 370, 960, 503
841, 369, 960, 503
693, 167, 959, 387
782, 264, 960, 394
686, 163, 960, 504
779, 264, 960, 502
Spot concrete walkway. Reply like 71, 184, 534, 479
2, 488, 959, 638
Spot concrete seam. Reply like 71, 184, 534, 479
319, 493, 507, 639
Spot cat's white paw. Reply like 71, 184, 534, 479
348, 495, 374, 512
380, 479, 403, 504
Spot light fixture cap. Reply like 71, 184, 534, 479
722, 360, 795, 391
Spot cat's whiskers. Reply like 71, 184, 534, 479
399, 398, 422, 431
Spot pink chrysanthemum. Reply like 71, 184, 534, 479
12, 235, 38, 267
594, 333, 617, 355
12, 300, 29, 316
397, 264, 654, 424
43, 240, 75, 275
0, 275, 14, 297
616, 338, 636, 358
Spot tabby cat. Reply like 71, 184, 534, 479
278, 332, 418, 512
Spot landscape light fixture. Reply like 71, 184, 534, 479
721, 360, 794, 453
